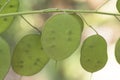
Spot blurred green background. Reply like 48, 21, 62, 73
3, 0, 120, 80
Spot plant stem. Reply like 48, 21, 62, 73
96, 0, 109, 10
79, 14, 98, 34
55, 60, 58, 70
0, 0, 10, 12
0, 8, 120, 17
90, 73, 93, 80
114, 15, 120, 22
20, 15, 41, 33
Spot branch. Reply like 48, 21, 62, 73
0, 8, 120, 17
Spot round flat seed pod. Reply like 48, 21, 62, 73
41, 13, 84, 61
0, 37, 10, 80
115, 38, 120, 64
117, 0, 120, 12
12, 34, 49, 76
80, 35, 108, 73
0, 0, 19, 33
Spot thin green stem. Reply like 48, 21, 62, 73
20, 15, 41, 33
0, 0, 10, 12
90, 73, 93, 80
0, 9, 120, 17
96, 0, 109, 10
79, 14, 99, 34
114, 15, 120, 22
55, 60, 58, 70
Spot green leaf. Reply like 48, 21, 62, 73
41, 13, 84, 61
80, 35, 108, 73
117, 0, 120, 12
0, 0, 19, 34
12, 34, 49, 76
0, 37, 10, 80
115, 38, 120, 64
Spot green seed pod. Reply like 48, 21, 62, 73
115, 38, 120, 64
41, 13, 84, 61
12, 34, 49, 76
80, 35, 108, 73
0, 37, 10, 80
0, 0, 19, 33
117, 0, 120, 12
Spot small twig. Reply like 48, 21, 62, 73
0, 0, 10, 12
90, 73, 93, 80
20, 15, 41, 33
79, 14, 99, 35
55, 60, 58, 70
114, 15, 120, 22
96, 0, 109, 11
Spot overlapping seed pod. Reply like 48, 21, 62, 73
12, 34, 49, 76
41, 13, 84, 61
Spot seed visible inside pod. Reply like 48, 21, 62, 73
12, 34, 49, 76
0, 0, 19, 33
41, 13, 84, 61
80, 35, 108, 73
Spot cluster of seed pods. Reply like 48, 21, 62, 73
9, 13, 109, 75
0, 0, 19, 79
1, 0, 120, 79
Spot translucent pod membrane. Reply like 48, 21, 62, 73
0, 0, 19, 33
0, 37, 10, 80
41, 13, 84, 61
115, 38, 120, 64
117, 0, 120, 12
80, 35, 108, 73
12, 34, 49, 76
